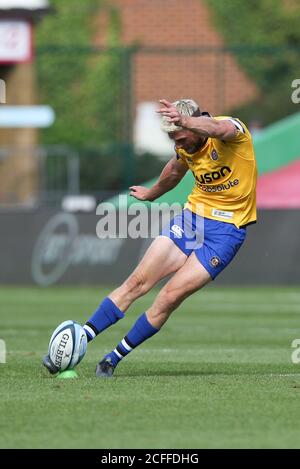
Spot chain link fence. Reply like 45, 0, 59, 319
0, 45, 299, 207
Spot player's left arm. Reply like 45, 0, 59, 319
158, 99, 239, 142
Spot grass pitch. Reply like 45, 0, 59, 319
1, 286, 300, 449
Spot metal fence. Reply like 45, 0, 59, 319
0, 45, 299, 207
0, 144, 125, 208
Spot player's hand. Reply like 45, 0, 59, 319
156, 99, 182, 125
129, 186, 152, 201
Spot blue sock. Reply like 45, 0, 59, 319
105, 312, 159, 367
83, 297, 124, 342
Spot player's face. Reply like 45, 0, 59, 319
169, 129, 204, 154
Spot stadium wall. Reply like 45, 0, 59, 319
1, 208, 299, 286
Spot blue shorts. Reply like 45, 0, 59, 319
160, 209, 247, 279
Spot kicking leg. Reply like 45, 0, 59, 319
97, 253, 211, 377
43, 237, 186, 374
83, 237, 187, 342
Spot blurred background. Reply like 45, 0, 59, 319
0, 0, 300, 286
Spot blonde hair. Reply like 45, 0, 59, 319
160, 99, 201, 133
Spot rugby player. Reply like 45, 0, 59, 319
43, 98, 257, 377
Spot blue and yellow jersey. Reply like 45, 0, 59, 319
176, 116, 257, 228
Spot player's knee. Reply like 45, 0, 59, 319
158, 287, 182, 314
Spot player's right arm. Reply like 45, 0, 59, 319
129, 156, 188, 201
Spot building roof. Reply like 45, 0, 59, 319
0, 0, 49, 9
0, 0, 51, 19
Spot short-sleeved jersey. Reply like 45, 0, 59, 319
176, 116, 257, 228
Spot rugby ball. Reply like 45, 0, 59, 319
48, 320, 87, 372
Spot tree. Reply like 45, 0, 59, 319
207, 0, 300, 124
